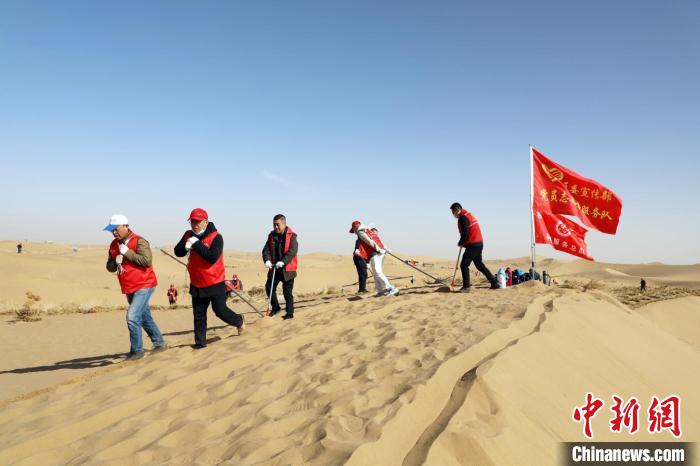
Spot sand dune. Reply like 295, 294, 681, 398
1, 241, 698, 465
410, 291, 699, 465
0, 285, 539, 464
636, 296, 700, 350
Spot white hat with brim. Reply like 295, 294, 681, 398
103, 214, 129, 231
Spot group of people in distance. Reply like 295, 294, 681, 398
104, 202, 496, 360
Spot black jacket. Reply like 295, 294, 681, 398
175, 222, 226, 298
262, 227, 298, 281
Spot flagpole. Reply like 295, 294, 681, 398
529, 144, 536, 276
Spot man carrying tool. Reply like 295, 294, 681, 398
175, 208, 245, 349
352, 237, 368, 294
350, 221, 398, 297
262, 214, 298, 319
104, 214, 167, 360
450, 203, 498, 292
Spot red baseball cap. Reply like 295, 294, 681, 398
349, 220, 361, 233
188, 208, 208, 221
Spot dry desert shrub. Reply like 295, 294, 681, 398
582, 280, 606, 292
610, 285, 700, 309
558, 280, 581, 290
15, 292, 42, 322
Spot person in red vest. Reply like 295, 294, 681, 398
505, 267, 513, 287
262, 214, 298, 319
167, 284, 178, 305
104, 214, 167, 360
175, 208, 245, 348
450, 202, 498, 292
350, 221, 398, 297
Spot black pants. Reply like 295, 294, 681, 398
461, 244, 496, 288
266, 271, 294, 316
353, 255, 368, 292
192, 292, 243, 346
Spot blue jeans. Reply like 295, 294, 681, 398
125, 287, 165, 353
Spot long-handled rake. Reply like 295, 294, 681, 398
385, 251, 451, 292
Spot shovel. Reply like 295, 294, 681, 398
385, 251, 451, 292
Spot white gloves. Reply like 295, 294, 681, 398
264, 260, 273, 269
378, 248, 386, 255
185, 236, 199, 251
275, 261, 285, 269
384, 247, 391, 253
118, 243, 129, 255
354, 248, 361, 256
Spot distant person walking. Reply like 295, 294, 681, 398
262, 214, 299, 319
450, 202, 498, 292
104, 214, 167, 360
167, 284, 178, 305
350, 221, 398, 297
175, 208, 245, 349
16, 243, 22, 254
640, 278, 646, 292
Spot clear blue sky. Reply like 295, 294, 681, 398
1, 1, 698, 263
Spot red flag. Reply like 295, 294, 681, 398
532, 147, 622, 234
534, 207, 593, 260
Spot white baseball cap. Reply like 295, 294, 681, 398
103, 214, 129, 231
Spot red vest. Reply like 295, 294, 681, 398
109, 233, 158, 295
358, 229, 385, 261
267, 227, 298, 272
457, 210, 484, 245
186, 230, 226, 288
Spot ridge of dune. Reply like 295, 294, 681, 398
345, 286, 556, 466
422, 291, 700, 465
343, 288, 699, 465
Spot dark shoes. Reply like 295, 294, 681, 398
191, 344, 207, 350
237, 316, 246, 336
490, 283, 500, 290
459, 287, 471, 293
282, 314, 294, 320
151, 344, 168, 354
126, 351, 145, 361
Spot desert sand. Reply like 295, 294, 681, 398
0, 241, 698, 465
